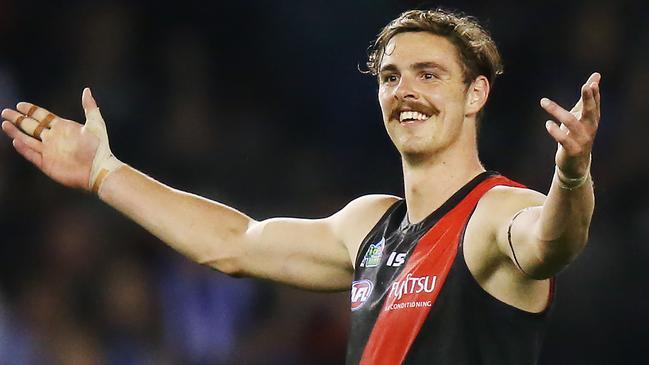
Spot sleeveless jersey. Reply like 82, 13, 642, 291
346, 171, 554, 365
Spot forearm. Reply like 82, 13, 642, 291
535, 170, 594, 261
98, 165, 254, 273
534, 73, 600, 262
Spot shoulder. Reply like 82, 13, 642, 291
478, 185, 546, 214
480, 185, 545, 204
469, 184, 546, 258
331, 194, 401, 230
467, 185, 546, 254
339, 194, 401, 215
329, 194, 401, 264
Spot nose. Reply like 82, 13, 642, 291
394, 76, 418, 100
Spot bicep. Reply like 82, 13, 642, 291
497, 205, 544, 276
504, 202, 588, 279
241, 216, 354, 291
492, 188, 550, 278
235, 194, 399, 291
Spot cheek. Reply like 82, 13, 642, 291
378, 90, 392, 119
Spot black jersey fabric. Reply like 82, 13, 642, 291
346, 171, 553, 365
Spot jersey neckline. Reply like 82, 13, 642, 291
399, 170, 500, 232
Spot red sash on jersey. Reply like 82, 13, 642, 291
359, 176, 524, 365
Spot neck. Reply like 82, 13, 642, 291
401, 140, 484, 224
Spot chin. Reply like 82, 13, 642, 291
396, 134, 452, 162
397, 143, 436, 161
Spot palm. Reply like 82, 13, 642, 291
1, 91, 103, 191
40, 119, 98, 189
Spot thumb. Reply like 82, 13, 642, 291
81, 88, 107, 135
82, 87, 98, 114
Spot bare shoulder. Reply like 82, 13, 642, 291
330, 194, 401, 267
476, 185, 546, 223
331, 194, 401, 234
335, 194, 401, 219
467, 185, 546, 266
465, 185, 546, 268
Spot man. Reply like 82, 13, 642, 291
1, 9, 599, 365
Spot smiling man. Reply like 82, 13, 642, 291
1, 9, 600, 365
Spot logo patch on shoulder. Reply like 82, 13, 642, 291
351, 280, 373, 311
360, 237, 385, 268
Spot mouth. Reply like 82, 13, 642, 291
397, 110, 431, 125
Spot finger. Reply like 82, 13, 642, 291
82, 88, 98, 113
580, 83, 599, 124
81, 88, 108, 138
12, 138, 43, 168
545, 121, 582, 154
16, 102, 60, 139
16, 102, 60, 123
1, 108, 42, 136
585, 72, 601, 86
591, 80, 601, 111
540, 98, 583, 131
583, 72, 601, 96
2, 121, 44, 152
39, 128, 52, 143
585, 73, 601, 112
2, 107, 31, 129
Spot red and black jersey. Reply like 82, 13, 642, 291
347, 171, 554, 365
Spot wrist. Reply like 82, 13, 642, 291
89, 155, 124, 194
555, 155, 592, 190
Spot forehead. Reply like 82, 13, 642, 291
380, 32, 462, 73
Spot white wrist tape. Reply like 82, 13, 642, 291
555, 155, 592, 191
84, 107, 124, 194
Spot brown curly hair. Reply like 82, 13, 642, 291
367, 9, 504, 87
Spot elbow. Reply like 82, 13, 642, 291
523, 257, 570, 280
198, 253, 246, 277
528, 233, 590, 279
195, 237, 248, 278
193, 224, 254, 278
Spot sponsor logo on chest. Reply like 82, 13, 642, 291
389, 274, 437, 300
360, 237, 385, 268
350, 280, 373, 311
384, 274, 438, 312
386, 251, 407, 267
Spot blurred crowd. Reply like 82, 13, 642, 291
0, 0, 647, 364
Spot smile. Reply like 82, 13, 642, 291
399, 111, 430, 123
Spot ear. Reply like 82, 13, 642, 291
465, 76, 490, 116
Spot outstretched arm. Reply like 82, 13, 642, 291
494, 73, 601, 279
98, 166, 396, 290
1, 89, 397, 291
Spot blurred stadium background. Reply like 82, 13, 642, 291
0, 0, 647, 364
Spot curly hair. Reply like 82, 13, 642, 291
366, 9, 504, 87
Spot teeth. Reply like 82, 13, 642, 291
399, 111, 430, 122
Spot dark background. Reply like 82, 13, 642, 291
0, 0, 647, 364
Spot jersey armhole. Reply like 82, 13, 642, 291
353, 199, 404, 268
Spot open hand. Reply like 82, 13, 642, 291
541, 72, 601, 178
1, 88, 103, 190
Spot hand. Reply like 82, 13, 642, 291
1, 88, 120, 192
540, 72, 601, 178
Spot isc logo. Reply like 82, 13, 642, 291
350, 280, 373, 311
387, 252, 407, 267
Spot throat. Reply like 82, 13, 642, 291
403, 160, 485, 224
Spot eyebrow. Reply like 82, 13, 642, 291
379, 61, 450, 74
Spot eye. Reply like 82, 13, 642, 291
421, 72, 438, 80
381, 74, 399, 84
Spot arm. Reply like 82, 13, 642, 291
1, 89, 398, 291
99, 167, 396, 290
494, 73, 601, 279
